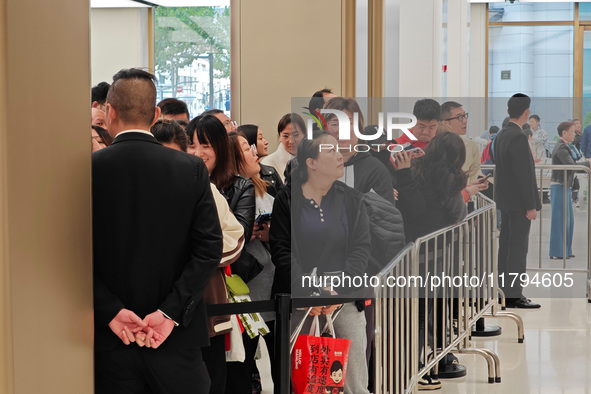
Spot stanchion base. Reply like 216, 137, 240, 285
438, 363, 467, 379
471, 324, 502, 337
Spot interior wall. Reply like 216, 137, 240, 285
1, 0, 94, 393
91, 8, 151, 86
234, 0, 344, 149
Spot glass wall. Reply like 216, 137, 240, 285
154, 6, 231, 118
487, 2, 575, 133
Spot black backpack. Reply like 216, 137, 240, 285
361, 191, 407, 275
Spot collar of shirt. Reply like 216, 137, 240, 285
509, 121, 522, 130
115, 129, 154, 138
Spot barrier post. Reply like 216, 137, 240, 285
275, 293, 291, 394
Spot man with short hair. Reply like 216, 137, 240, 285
528, 114, 548, 160
441, 101, 482, 184
157, 98, 190, 127
93, 68, 223, 393
393, 98, 440, 149
91, 81, 110, 111
92, 107, 107, 129
202, 108, 237, 132
308, 88, 337, 112
494, 93, 541, 309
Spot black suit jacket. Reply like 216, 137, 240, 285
493, 122, 542, 212
92, 131, 223, 352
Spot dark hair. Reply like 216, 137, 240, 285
107, 68, 157, 126
157, 98, 190, 118
308, 88, 334, 111
507, 93, 531, 119
489, 125, 499, 135
91, 125, 113, 146
412, 131, 467, 195
522, 123, 531, 131
557, 121, 575, 137
202, 108, 224, 116
330, 360, 343, 374
323, 97, 364, 135
523, 129, 533, 138
502, 117, 510, 128
228, 132, 267, 197
413, 99, 441, 122
293, 130, 333, 184
186, 114, 235, 190
277, 113, 306, 136
237, 124, 258, 146
91, 82, 110, 105
150, 119, 189, 152
529, 114, 540, 122
441, 101, 462, 120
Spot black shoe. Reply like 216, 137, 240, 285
568, 255, 575, 258
506, 297, 541, 309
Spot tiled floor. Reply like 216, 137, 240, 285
439, 298, 591, 394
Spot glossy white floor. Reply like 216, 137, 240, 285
259, 182, 591, 393
438, 298, 591, 393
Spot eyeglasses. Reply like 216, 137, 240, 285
444, 113, 469, 122
223, 120, 238, 129
249, 144, 258, 156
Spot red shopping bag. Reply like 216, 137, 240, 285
291, 314, 351, 394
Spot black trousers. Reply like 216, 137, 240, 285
498, 209, 531, 300
201, 334, 227, 394
95, 345, 210, 394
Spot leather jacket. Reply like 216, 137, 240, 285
260, 164, 283, 198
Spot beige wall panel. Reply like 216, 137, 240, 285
3, 0, 94, 393
238, 0, 343, 149
0, 0, 15, 391
91, 8, 150, 86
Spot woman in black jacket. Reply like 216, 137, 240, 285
186, 115, 256, 394
270, 131, 372, 394
238, 123, 284, 197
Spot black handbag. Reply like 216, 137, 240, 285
231, 250, 264, 283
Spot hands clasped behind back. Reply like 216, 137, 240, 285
109, 308, 175, 349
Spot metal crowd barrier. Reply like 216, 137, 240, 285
374, 193, 524, 394
482, 163, 591, 303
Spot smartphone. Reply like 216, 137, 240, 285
255, 212, 272, 224
390, 147, 425, 167
479, 173, 493, 183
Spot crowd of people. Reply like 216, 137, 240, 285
91, 69, 587, 393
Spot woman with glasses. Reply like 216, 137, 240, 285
238, 124, 284, 197
187, 115, 256, 394
226, 132, 278, 394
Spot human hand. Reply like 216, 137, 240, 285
253, 222, 270, 243
108, 308, 147, 345
466, 180, 489, 196
142, 311, 175, 349
526, 209, 537, 220
393, 151, 411, 169
393, 189, 399, 201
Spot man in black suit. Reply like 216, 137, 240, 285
93, 68, 223, 393
494, 93, 541, 309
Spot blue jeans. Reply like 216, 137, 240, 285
549, 184, 574, 258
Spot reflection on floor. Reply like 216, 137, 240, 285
440, 298, 591, 394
